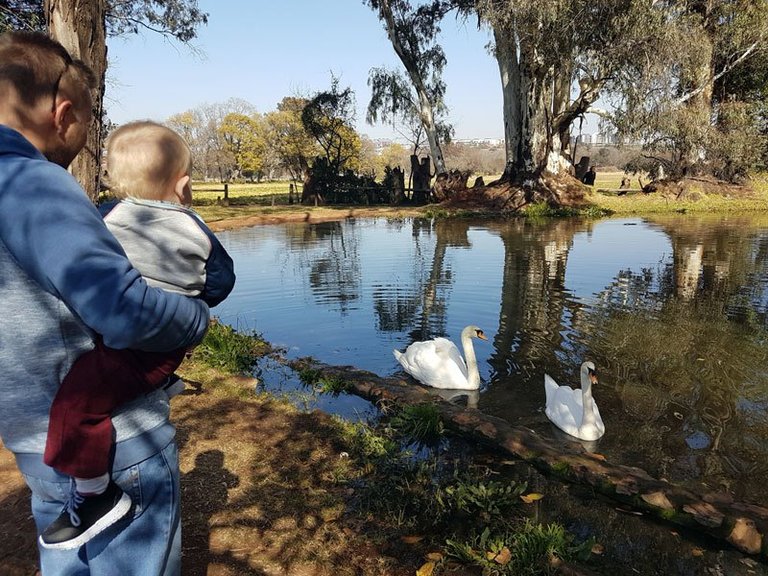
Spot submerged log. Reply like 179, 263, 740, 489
290, 359, 768, 560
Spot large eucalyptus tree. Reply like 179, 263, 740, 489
365, 0, 451, 174
464, 0, 664, 181
613, 0, 768, 180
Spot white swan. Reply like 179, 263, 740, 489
393, 325, 487, 389
544, 361, 605, 441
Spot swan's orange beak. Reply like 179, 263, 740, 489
588, 368, 598, 385
476, 329, 488, 340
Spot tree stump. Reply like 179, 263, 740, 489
411, 155, 432, 204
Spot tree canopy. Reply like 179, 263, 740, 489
1, 0, 208, 40
302, 77, 362, 175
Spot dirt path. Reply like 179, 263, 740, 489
0, 367, 423, 576
203, 206, 430, 232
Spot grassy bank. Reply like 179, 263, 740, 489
173, 322, 597, 576
191, 172, 768, 226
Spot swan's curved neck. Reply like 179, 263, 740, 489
580, 371, 595, 428
461, 331, 480, 388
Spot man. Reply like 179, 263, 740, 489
0, 31, 209, 575
582, 165, 597, 186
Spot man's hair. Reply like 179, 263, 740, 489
0, 31, 96, 106
105, 121, 192, 200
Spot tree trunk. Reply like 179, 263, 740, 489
45, 0, 106, 202
494, 25, 520, 182
552, 65, 573, 168
410, 154, 431, 204
378, 0, 447, 174
681, 68, 713, 176
517, 41, 552, 178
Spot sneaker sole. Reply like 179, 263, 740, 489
38, 491, 132, 550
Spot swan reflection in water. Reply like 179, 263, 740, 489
430, 388, 480, 409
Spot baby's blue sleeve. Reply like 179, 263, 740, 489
199, 224, 236, 308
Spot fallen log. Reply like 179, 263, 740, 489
290, 359, 768, 561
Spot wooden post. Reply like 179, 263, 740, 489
223, 183, 229, 201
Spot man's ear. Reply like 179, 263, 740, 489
174, 174, 192, 205
52, 98, 74, 137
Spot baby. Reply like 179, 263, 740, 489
40, 121, 236, 549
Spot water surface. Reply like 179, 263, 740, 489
212, 213, 768, 509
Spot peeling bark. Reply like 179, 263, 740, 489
46, 0, 106, 201
494, 25, 520, 181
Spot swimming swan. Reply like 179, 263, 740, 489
544, 361, 605, 441
393, 325, 487, 389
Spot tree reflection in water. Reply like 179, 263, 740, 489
215, 213, 768, 509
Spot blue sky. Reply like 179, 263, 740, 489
105, 0, 507, 141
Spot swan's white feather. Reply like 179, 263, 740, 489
393, 327, 484, 390
544, 370, 605, 441
394, 338, 468, 388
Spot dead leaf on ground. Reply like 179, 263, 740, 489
641, 491, 674, 510
493, 546, 512, 565
416, 561, 435, 576
401, 535, 424, 544
520, 492, 545, 503
591, 543, 605, 555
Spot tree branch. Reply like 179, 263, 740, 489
673, 38, 763, 106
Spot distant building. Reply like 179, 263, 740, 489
593, 132, 619, 145
453, 138, 504, 147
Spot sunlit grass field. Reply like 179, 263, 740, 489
190, 171, 768, 223
589, 170, 768, 214
192, 181, 295, 204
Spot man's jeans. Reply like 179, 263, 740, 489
23, 440, 181, 576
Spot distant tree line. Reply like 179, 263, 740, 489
160, 91, 507, 188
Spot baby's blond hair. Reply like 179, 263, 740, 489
105, 120, 191, 200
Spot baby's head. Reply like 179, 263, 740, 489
105, 120, 192, 206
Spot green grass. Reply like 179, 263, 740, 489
331, 417, 398, 459
187, 172, 768, 224
591, 169, 641, 192
297, 366, 352, 396
586, 170, 768, 214
388, 403, 445, 445
589, 187, 768, 214
192, 319, 269, 374
436, 476, 527, 527
445, 522, 594, 576
192, 180, 299, 202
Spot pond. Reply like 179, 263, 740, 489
212, 213, 768, 570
